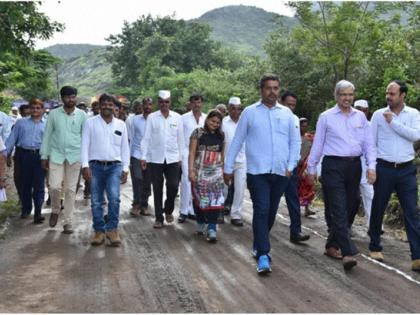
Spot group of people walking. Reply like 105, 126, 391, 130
1, 73, 419, 275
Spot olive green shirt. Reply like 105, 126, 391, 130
40, 106, 87, 164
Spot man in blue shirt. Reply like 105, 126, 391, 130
224, 74, 301, 274
6, 99, 46, 223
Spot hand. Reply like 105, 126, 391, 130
121, 171, 128, 184
224, 173, 233, 185
140, 160, 147, 171
6, 156, 12, 168
0, 178, 6, 189
367, 169, 376, 185
41, 159, 49, 170
383, 111, 393, 124
307, 174, 316, 186
82, 167, 91, 182
188, 169, 196, 183
286, 171, 292, 178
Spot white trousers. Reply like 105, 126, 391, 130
360, 178, 374, 228
49, 161, 80, 226
224, 162, 246, 220
180, 156, 194, 215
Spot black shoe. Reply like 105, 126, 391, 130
187, 214, 197, 221
34, 217, 45, 224
290, 233, 310, 244
20, 213, 30, 219
230, 219, 244, 227
178, 214, 187, 223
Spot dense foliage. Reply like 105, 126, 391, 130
0, 2, 63, 109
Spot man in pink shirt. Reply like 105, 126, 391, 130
307, 80, 376, 270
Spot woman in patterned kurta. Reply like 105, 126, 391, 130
188, 110, 225, 242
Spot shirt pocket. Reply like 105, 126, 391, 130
350, 122, 364, 138
274, 117, 289, 135
113, 130, 123, 146
169, 123, 179, 137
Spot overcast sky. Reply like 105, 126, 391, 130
36, 0, 294, 49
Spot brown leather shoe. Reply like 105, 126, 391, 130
324, 247, 343, 260
106, 230, 121, 246
130, 206, 140, 217
91, 232, 105, 246
369, 251, 384, 262
343, 256, 357, 270
165, 214, 174, 223
49, 213, 59, 227
62, 224, 74, 234
140, 207, 151, 216
412, 259, 420, 272
153, 221, 164, 229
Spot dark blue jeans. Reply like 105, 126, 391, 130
247, 173, 289, 258
90, 162, 122, 232
284, 167, 302, 236
18, 149, 45, 218
369, 163, 420, 260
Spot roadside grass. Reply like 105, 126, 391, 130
0, 199, 20, 238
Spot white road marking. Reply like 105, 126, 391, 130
243, 199, 420, 287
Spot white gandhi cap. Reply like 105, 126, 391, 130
158, 90, 171, 99
354, 99, 368, 108
228, 97, 241, 106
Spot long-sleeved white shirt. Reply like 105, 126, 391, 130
222, 115, 245, 164
182, 111, 206, 156
81, 115, 130, 172
371, 104, 420, 163
140, 110, 184, 164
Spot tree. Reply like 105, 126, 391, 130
0, 2, 63, 99
106, 14, 242, 93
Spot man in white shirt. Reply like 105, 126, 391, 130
81, 93, 130, 246
128, 97, 153, 217
350, 99, 374, 228
368, 80, 420, 272
223, 97, 246, 227
140, 90, 184, 228
179, 94, 206, 223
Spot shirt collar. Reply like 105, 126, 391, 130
332, 104, 357, 115
257, 100, 282, 110
59, 106, 76, 116
385, 104, 408, 113
157, 110, 172, 117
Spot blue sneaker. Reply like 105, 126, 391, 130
207, 229, 217, 243
196, 223, 206, 235
257, 255, 272, 274
252, 248, 272, 261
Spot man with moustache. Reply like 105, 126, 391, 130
179, 94, 206, 223
280, 91, 310, 243
140, 90, 184, 228
128, 97, 153, 217
307, 80, 376, 270
6, 99, 46, 223
224, 74, 301, 274
81, 93, 129, 246
40, 86, 87, 234
368, 80, 420, 271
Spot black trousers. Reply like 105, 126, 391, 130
321, 156, 361, 257
150, 161, 180, 222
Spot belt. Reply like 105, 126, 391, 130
377, 158, 413, 169
17, 147, 40, 154
325, 155, 361, 162
90, 160, 121, 166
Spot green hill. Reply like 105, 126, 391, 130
195, 5, 296, 56
45, 44, 103, 60
54, 47, 112, 97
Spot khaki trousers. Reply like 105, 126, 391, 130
49, 161, 80, 226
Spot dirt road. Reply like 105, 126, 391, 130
1, 180, 420, 312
